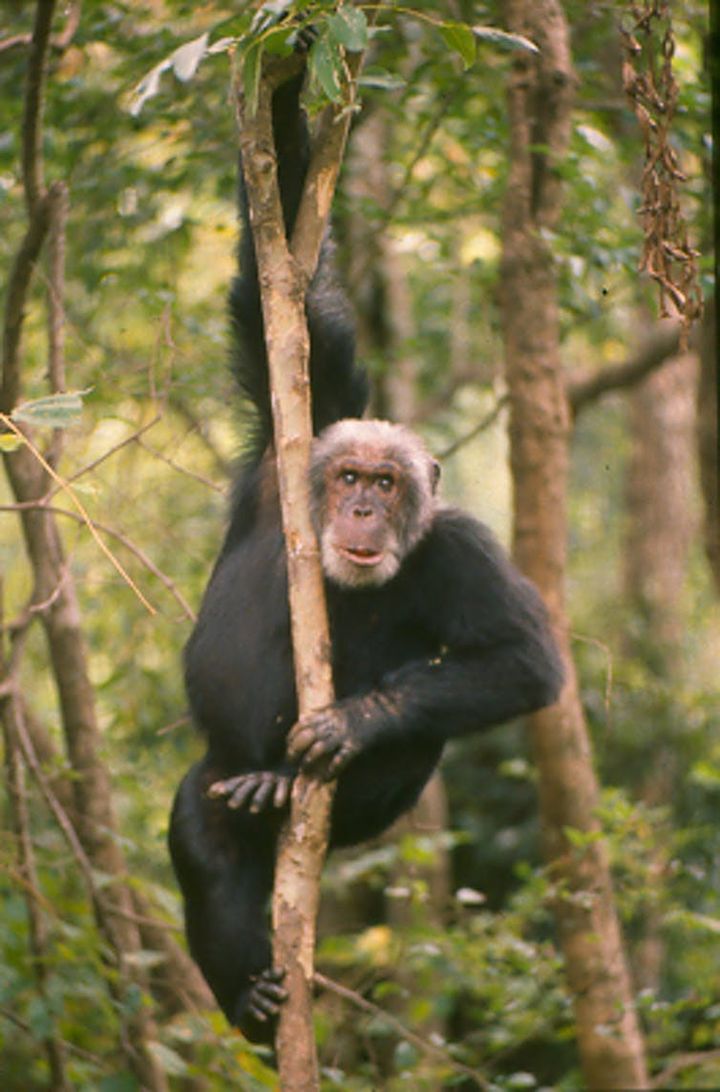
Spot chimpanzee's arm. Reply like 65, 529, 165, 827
289, 510, 564, 776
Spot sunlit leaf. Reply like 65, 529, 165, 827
328, 6, 368, 53
473, 25, 539, 54
128, 32, 210, 115
358, 69, 405, 92
171, 32, 209, 82
128, 60, 169, 117
309, 36, 344, 103
207, 36, 236, 56
251, 0, 295, 37
263, 25, 295, 57
147, 1041, 189, 1077
440, 22, 477, 69
12, 390, 88, 428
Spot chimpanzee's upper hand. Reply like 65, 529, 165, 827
287, 704, 359, 779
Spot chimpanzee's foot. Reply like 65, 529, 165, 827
207, 771, 292, 812
246, 968, 288, 1023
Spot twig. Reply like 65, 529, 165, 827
0, 1007, 98, 1066
651, 1048, 720, 1088
567, 323, 682, 415
8, 683, 105, 929
438, 394, 509, 459
0, 1, 81, 55
314, 972, 489, 1089
136, 436, 226, 494
0, 416, 158, 615
0, 501, 195, 621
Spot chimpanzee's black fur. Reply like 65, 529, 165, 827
168, 66, 564, 1042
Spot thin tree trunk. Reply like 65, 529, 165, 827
236, 49, 365, 1088
499, 2, 648, 1086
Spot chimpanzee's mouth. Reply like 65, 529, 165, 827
340, 547, 384, 567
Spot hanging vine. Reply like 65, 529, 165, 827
621, 1, 703, 333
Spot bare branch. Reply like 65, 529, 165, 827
291, 57, 363, 279
567, 323, 682, 415
0, 2, 80, 56
315, 973, 490, 1089
438, 395, 509, 459
1, 416, 158, 615
0, 499, 194, 620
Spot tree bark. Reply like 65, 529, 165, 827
499, 2, 648, 1086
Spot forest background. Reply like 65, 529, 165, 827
0, 1, 716, 1089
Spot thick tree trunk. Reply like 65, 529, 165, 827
499, 2, 648, 1086
624, 352, 698, 654
697, 298, 719, 594
623, 349, 698, 991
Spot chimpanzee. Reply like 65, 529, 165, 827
168, 62, 564, 1043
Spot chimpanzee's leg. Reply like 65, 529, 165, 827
168, 762, 287, 1042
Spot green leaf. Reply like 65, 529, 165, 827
262, 25, 295, 57
12, 390, 88, 428
0, 432, 23, 452
243, 40, 264, 116
473, 25, 539, 54
171, 32, 209, 81
147, 1041, 190, 1077
327, 6, 368, 53
440, 22, 477, 69
358, 69, 405, 92
309, 36, 344, 103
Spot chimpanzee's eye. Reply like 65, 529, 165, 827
377, 474, 395, 493
341, 470, 358, 486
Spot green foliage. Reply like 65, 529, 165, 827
10, 390, 89, 429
